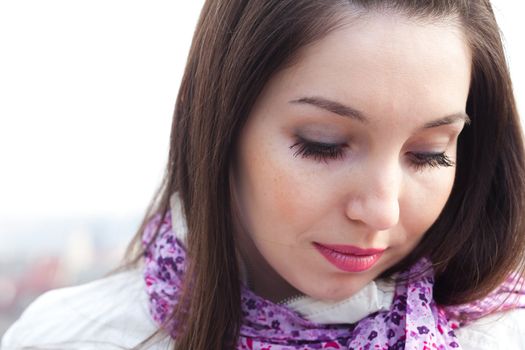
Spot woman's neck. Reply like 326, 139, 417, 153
235, 232, 303, 304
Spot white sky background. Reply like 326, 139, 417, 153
0, 1, 523, 223
0, 1, 205, 221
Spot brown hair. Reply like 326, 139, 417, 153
122, 1, 525, 349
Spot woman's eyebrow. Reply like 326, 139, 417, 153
289, 96, 368, 123
289, 96, 471, 128
421, 113, 471, 129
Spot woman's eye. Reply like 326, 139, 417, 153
290, 139, 347, 163
289, 139, 455, 170
408, 152, 455, 171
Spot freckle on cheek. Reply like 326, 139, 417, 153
273, 176, 299, 220
259, 160, 301, 224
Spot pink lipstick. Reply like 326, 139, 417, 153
313, 242, 384, 272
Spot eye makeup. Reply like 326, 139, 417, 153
291, 123, 349, 142
290, 137, 348, 164
290, 137, 455, 171
406, 152, 455, 171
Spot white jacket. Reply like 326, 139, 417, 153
3, 195, 525, 349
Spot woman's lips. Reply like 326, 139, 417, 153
313, 242, 385, 272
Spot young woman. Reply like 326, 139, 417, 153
3, 0, 525, 349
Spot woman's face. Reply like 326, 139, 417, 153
232, 12, 471, 303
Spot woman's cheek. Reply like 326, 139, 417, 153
405, 167, 456, 235
248, 139, 323, 235
262, 160, 313, 229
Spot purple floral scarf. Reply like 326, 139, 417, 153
142, 212, 525, 349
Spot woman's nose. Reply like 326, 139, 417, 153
345, 164, 401, 231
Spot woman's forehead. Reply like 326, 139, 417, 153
260, 11, 471, 127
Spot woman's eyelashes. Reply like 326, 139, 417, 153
290, 138, 455, 170
290, 139, 347, 163
406, 152, 455, 171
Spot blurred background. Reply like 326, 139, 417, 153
0, 0, 523, 339
0, 0, 205, 337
